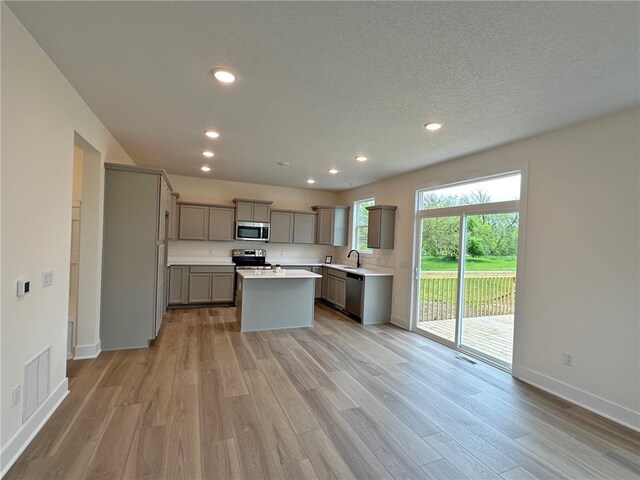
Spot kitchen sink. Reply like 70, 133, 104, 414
343, 267, 359, 270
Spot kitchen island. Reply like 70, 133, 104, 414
236, 269, 321, 332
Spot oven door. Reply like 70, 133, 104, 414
236, 222, 270, 241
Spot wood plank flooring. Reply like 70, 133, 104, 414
6, 304, 639, 479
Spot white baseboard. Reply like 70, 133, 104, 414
74, 339, 101, 359
391, 314, 409, 329
516, 367, 640, 432
1, 378, 69, 477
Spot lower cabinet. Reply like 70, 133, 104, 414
169, 266, 189, 304
169, 265, 235, 305
282, 266, 323, 299
325, 270, 346, 309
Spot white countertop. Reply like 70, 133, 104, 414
167, 257, 393, 277
323, 264, 393, 277
237, 269, 321, 279
168, 257, 234, 266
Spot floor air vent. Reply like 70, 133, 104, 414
23, 347, 50, 423
455, 355, 477, 365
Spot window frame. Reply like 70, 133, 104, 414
352, 197, 375, 254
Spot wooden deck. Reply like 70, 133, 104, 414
418, 314, 514, 365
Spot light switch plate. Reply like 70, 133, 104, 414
42, 271, 53, 287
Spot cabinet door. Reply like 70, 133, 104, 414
327, 275, 337, 304
322, 268, 329, 300
312, 267, 323, 299
169, 266, 189, 304
317, 209, 334, 245
335, 277, 346, 309
270, 212, 294, 243
209, 207, 235, 241
367, 208, 382, 249
253, 203, 271, 222
179, 205, 209, 240
212, 273, 234, 302
188, 273, 213, 303
293, 214, 316, 244
235, 202, 254, 221
168, 195, 178, 240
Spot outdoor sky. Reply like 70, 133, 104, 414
423, 173, 521, 203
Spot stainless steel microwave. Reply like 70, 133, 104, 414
236, 221, 270, 242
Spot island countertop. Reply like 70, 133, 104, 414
237, 269, 321, 279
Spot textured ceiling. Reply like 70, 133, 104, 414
8, 1, 640, 191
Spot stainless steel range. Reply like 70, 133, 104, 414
231, 249, 272, 270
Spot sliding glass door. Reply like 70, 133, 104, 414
413, 174, 521, 369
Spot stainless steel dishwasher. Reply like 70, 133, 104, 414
345, 272, 364, 319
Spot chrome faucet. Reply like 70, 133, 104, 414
347, 249, 361, 268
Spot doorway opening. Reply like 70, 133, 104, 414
68, 133, 102, 362
413, 173, 521, 370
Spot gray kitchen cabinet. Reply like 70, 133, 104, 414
312, 266, 323, 299
169, 266, 189, 304
322, 267, 329, 300
212, 274, 234, 302
270, 211, 294, 243
293, 213, 316, 244
188, 273, 213, 303
325, 268, 347, 309
179, 204, 209, 240
101, 163, 173, 350
312, 206, 350, 246
208, 207, 235, 241
270, 211, 317, 244
366, 205, 397, 249
233, 199, 273, 222
168, 192, 180, 240
186, 265, 236, 304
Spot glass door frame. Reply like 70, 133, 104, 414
412, 200, 520, 369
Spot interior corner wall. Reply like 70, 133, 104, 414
0, 3, 135, 470
337, 107, 640, 429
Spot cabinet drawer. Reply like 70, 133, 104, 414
189, 265, 235, 273
327, 268, 347, 279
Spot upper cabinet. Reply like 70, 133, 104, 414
168, 192, 180, 240
177, 203, 235, 241
366, 205, 397, 249
178, 204, 209, 240
208, 207, 235, 241
270, 211, 294, 243
293, 213, 316, 244
312, 206, 350, 246
270, 211, 317, 244
234, 199, 273, 222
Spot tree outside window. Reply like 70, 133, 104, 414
353, 198, 375, 253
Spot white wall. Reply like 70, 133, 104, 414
168, 174, 339, 263
0, 4, 135, 471
337, 107, 640, 428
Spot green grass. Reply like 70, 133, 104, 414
421, 255, 517, 272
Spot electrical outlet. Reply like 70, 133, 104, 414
12, 384, 21, 407
563, 351, 573, 366
208, 249, 214, 255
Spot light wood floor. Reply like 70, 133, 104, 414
7, 305, 639, 480
418, 315, 514, 365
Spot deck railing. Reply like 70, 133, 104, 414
420, 271, 516, 321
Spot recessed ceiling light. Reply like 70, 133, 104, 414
307, 178, 316, 184
202, 151, 215, 158
278, 161, 291, 166
355, 155, 368, 162
205, 130, 220, 138
328, 168, 339, 174
212, 68, 236, 84
201, 165, 211, 172
424, 122, 442, 131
